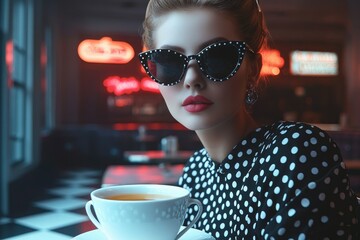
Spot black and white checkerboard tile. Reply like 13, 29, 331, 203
0, 169, 103, 240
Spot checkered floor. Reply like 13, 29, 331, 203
0, 168, 104, 240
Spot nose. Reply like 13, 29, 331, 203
183, 59, 206, 90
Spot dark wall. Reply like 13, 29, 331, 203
253, 40, 345, 125
50, 1, 346, 126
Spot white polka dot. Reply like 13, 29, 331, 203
308, 182, 316, 189
308, 219, 314, 227
310, 137, 317, 144
278, 228, 286, 236
292, 132, 300, 139
289, 162, 296, 171
298, 233, 306, 240
299, 155, 307, 163
280, 156, 287, 164
269, 164, 276, 171
273, 147, 279, 154
282, 175, 289, 183
321, 145, 328, 152
311, 167, 319, 175
310, 150, 317, 158
249, 206, 253, 213
306, 129, 313, 134
301, 198, 310, 207
288, 209, 296, 217
291, 147, 299, 154
243, 160, 249, 167
288, 180, 294, 188
321, 216, 329, 223
297, 173, 304, 181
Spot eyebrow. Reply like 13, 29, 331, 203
158, 37, 230, 53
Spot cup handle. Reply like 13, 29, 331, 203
85, 200, 103, 230
176, 198, 203, 240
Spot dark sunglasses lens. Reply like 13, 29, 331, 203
146, 51, 185, 85
202, 44, 240, 79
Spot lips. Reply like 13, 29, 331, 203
182, 95, 213, 113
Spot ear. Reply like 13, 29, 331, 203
248, 53, 262, 87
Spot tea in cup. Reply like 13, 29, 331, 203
85, 184, 203, 240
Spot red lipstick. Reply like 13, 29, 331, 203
182, 95, 213, 113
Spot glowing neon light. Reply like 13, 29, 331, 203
290, 51, 338, 76
261, 49, 285, 76
140, 77, 160, 93
78, 37, 135, 64
103, 76, 160, 95
103, 76, 140, 95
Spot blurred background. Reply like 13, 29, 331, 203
0, 0, 360, 238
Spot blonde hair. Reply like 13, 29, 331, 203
141, 0, 270, 53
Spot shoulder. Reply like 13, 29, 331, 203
263, 121, 338, 153
264, 121, 330, 139
256, 121, 344, 174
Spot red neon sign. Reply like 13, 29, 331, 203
260, 49, 285, 76
103, 76, 160, 96
140, 78, 160, 93
78, 37, 135, 64
103, 76, 140, 95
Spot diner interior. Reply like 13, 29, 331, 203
1, 0, 360, 239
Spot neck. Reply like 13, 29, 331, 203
195, 112, 258, 163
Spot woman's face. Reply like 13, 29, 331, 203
153, 8, 251, 131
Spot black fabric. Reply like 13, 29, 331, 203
179, 121, 359, 239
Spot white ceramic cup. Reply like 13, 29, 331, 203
85, 184, 203, 240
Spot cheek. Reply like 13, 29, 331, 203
159, 86, 177, 107
222, 73, 248, 97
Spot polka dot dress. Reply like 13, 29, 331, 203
178, 121, 359, 239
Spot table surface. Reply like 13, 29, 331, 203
124, 150, 193, 164
102, 159, 359, 187
102, 164, 185, 187
344, 159, 360, 169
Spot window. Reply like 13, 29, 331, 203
9, 0, 28, 165
7, 0, 37, 171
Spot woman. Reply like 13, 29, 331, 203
138, 0, 359, 239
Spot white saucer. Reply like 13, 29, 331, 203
72, 226, 215, 240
